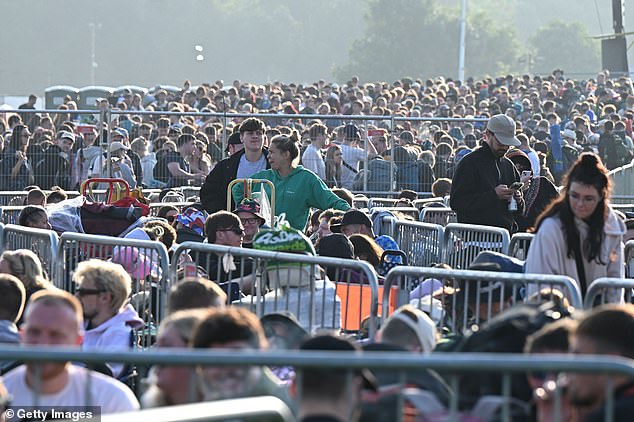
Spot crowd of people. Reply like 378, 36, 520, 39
0, 69, 633, 421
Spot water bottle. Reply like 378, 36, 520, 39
508, 196, 518, 211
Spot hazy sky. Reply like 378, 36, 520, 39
0, 0, 628, 96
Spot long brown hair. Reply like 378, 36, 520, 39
534, 153, 611, 263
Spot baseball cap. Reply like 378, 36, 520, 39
343, 124, 361, 140
57, 131, 75, 142
225, 132, 242, 152
340, 209, 372, 228
109, 141, 130, 152
382, 306, 437, 353
300, 334, 378, 391
112, 127, 129, 139
562, 129, 577, 140
233, 198, 265, 225
486, 114, 520, 146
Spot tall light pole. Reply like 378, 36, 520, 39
89, 23, 102, 86
458, 0, 467, 82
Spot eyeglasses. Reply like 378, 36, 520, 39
75, 288, 107, 297
568, 192, 599, 205
217, 227, 244, 236
240, 218, 260, 225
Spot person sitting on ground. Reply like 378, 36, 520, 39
46, 186, 68, 204
0, 249, 52, 323
295, 334, 377, 422
191, 307, 292, 408
348, 234, 385, 276
233, 198, 266, 248
17, 205, 51, 230
167, 277, 227, 313
568, 304, 634, 421
25, 188, 46, 206
174, 207, 208, 244
141, 309, 208, 408
204, 211, 255, 293
3, 290, 139, 411
74, 259, 144, 378
0, 274, 25, 345
524, 318, 578, 422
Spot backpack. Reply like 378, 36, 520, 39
612, 133, 634, 167
561, 144, 580, 173
397, 161, 426, 191
352, 158, 396, 191
446, 301, 572, 411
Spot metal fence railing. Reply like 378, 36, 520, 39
148, 202, 194, 216
56, 232, 170, 347
442, 223, 511, 270
419, 207, 457, 226
626, 240, 634, 279
393, 220, 444, 267
383, 266, 583, 335
171, 242, 379, 337
584, 277, 634, 309
508, 233, 535, 260
0, 224, 59, 278
2, 345, 633, 422
0, 205, 26, 225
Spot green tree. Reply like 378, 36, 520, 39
528, 20, 600, 76
335, 0, 521, 82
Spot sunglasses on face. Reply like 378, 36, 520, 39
75, 287, 107, 297
217, 227, 244, 236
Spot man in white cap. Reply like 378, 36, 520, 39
450, 114, 524, 232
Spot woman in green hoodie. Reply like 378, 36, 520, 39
232, 131, 350, 230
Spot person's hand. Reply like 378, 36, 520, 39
15, 151, 25, 161
495, 184, 515, 200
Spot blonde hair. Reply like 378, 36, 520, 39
27, 289, 83, 329
73, 259, 131, 311
0, 249, 50, 292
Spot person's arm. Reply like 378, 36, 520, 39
308, 173, 351, 211
606, 237, 625, 279
364, 136, 378, 159
167, 162, 204, 181
10, 153, 24, 178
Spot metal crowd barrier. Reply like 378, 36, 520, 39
413, 197, 445, 210
393, 220, 444, 267
352, 194, 369, 209
419, 207, 456, 226
0, 224, 59, 278
0, 206, 25, 224
442, 223, 511, 269
611, 203, 634, 213
2, 345, 633, 422
56, 232, 170, 347
626, 240, 634, 279
368, 198, 399, 208
508, 233, 535, 260
383, 266, 582, 335
148, 202, 194, 216
372, 213, 397, 237
105, 397, 293, 422
171, 242, 379, 337
370, 206, 420, 221
0, 190, 82, 206
584, 277, 634, 309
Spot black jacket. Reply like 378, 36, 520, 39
34, 144, 71, 190
450, 142, 524, 232
200, 149, 269, 213
585, 381, 634, 422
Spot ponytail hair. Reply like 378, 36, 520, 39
271, 130, 301, 165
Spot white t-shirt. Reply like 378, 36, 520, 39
301, 144, 326, 180
4, 365, 139, 413
236, 153, 267, 180
340, 143, 367, 189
